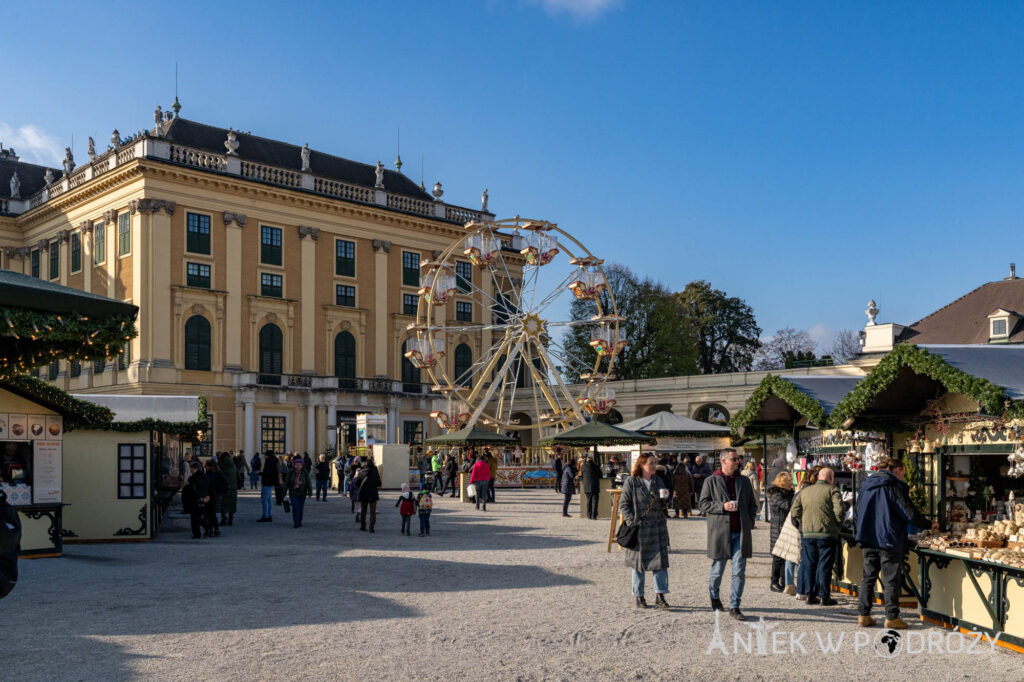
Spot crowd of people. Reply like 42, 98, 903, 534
617, 447, 936, 629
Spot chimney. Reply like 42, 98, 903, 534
1007, 263, 1017, 281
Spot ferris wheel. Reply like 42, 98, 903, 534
405, 217, 626, 435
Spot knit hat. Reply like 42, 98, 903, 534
401, 483, 410, 493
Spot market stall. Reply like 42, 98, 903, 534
619, 411, 731, 464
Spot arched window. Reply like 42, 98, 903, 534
334, 331, 356, 389
259, 323, 283, 382
453, 343, 472, 386
401, 338, 420, 392
184, 315, 212, 371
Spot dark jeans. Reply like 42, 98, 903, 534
488, 478, 496, 503
401, 514, 412, 533
585, 492, 599, 519
800, 537, 836, 599
444, 475, 458, 496
360, 500, 377, 531
562, 491, 573, 515
771, 555, 786, 587
290, 495, 306, 527
419, 512, 430, 533
860, 547, 902, 619
315, 479, 329, 500
190, 502, 209, 537
275, 485, 284, 505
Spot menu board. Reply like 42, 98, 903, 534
0, 413, 62, 441
33, 440, 62, 503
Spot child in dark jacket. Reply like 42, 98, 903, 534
416, 489, 433, 536
396, 483, 416, 536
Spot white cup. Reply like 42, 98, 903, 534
659, 488, 669, 500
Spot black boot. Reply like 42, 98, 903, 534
636, 595, 648, 609
655, 594, 670, 610
227, 514, 234, 526
711, 597, 724, 611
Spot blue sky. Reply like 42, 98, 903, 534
4, 1, 1024, 349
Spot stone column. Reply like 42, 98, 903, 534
238, 390, 256, 456
372, 240, 390, 376
325, 394, 338, 451
298, 226, 319, 374
306, 400, 316, 454
224, 213, 246, 371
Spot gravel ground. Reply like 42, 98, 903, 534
2, 488, 1018, 681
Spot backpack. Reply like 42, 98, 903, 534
418, 492, 433, 511
0, 493, 21, 599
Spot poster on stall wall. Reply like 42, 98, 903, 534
8, 414, 26, 440
45, 415, 63, 440
27, 414, 45, 440
33, 440, 62, 503
0, 413, 7, 439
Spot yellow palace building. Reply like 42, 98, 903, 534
0, 104, 497, 457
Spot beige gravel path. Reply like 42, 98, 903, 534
1, 488, 1018, 680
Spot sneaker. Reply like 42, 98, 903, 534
729, 608, 746, 621
858, 615, 877, 627
807, 596, 821, 606
819, 597, 838, 607
770, 583, 784, 593
884, 618, 909, 629
784, 585, 797, 595
796, 594, 807, 601
710, 597, 724, 611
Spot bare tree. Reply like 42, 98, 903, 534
753, 327, 817, 370
828, 329, 861, 364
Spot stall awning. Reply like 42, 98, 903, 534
619, 411, 730, 437
538, 421, 656, 447
730, 375, 862, 433
424, 426, 517, 447
829, 343, 1024, 428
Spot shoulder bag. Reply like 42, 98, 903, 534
616, 480, 655, 551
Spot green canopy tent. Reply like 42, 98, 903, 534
424, 426, 518, 447
538, 420, 656, 447
619, 410, 731, 438
0, 269, 138, 376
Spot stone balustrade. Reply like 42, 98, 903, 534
14, 135, 487, 226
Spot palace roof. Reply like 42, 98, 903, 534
898, 277, 1024, 344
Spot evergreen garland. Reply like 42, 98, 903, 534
729, 374, 826, 434
827, 344, 1009, 428
0, 306, 137, 377
901, 454, 928, 516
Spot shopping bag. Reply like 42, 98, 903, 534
466, 483, 476, 500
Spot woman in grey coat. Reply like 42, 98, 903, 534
618, 452, 671, 609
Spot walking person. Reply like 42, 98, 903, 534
443, 454, 458, 498
358, 459, 382, 532
699, 448, 758, 620
766, 472, 797, 593
689, 455, 713, 514
553, 451, 564, 495
275, 455, 288, 506
396, 483, 416, 536
315, 454, 331, 501
235, 450, 248, 490
284, 456, 312, 528
790, 467, 843, 606
619, 452, 671, 609
671, 460, 694, 518
855, 457, 938, 629
349, 459, 362, 520
485, 448, 499, 504
249, 452, 262, 490
204, 459, 224, 537
416, 487, 433, 536
218, 452, 239, 527
794, 467, 821, 599
184, 462, 211, 539
430, 450, 444, 493
742, 461, 761, 519
469, 454, 490, 512
258, 451, 279, 522
560, 458, 577, 517
581, 452, 602, 520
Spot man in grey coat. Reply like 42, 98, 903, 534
699, 448, 758, 621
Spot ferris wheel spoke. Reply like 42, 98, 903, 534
547, 337, 598, 376
430, 322, 512, 334
524, 343, 571, 421
495, 241, 522, 310
534, 341, 586, 424
466, 336, 525, 428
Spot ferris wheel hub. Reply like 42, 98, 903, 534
521, 312, 545, 338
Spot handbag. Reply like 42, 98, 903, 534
466, 483, 477, 499
616, 481, 656, 550
283, 498, 291, 513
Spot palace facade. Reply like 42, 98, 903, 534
0, 107, 498, 456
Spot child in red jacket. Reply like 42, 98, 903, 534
395, 483, 416, 536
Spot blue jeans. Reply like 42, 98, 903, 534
800, 536, 836, 599
419, 512, 430, 533
315, 479, 329, 500
290, 495, 306, 527
632, 568, 669, 596
260, 485, 274, 518
249, 472, 260, 489
401, 514, 412, 533
709, 531, 746, 608
785, 560, 796, 586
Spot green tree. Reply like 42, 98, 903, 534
674, 280, 761, 374
561, 264, 697, 382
